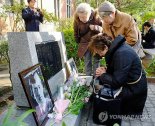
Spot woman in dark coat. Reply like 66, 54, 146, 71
89, 33, 147, 116
22, 0, 43, 31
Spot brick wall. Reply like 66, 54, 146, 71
59, 0, 75, 18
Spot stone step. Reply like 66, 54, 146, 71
0, 64, 9, 73
0, 68, 7, 71
0, 74, 10, 78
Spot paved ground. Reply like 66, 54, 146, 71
0, 64, 155, 126
121, 83, 155, 126
79, 83, 155, 126
0, 84, 155, 126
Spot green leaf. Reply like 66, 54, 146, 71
17, 109, 35, 123
2, 121, 17, 126
2, 105, 14, 125
62, 121, 67, 126
17, 121, 28, 126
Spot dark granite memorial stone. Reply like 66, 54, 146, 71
35, 41, 62, 80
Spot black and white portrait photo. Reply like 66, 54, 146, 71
19, 64, 54, 126
66, 58, 78, 78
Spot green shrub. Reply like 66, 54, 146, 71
63, 28, 77, 59
56, 18, 77, 60
42, 9, 58, 23
0, 40, 9, 63
56, 18, 74, 32
141, 11, 155, 23
56, 18, 85, 73
146, 58, 155, 76
63, 27, 85, 73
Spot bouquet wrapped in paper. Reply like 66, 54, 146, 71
54, 99, 70, 123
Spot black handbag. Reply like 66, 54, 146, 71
91, 78, 122, 126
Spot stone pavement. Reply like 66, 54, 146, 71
0, 83, 155, 126
0, 64, 155, 126
121, 83, 155, 126
79, 83, 155, 126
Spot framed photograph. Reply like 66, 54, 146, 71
65, 58, 78, 79
18, 64, 54, 126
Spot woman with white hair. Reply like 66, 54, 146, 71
73, 3, 103, 76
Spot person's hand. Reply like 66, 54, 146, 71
89, 25, 95, 30
37, 8, 43, 15
95, 67, 106, 77
98, 26, 103, 33
94, 84, 103, 91
32, 8, 37, 13
39, 9, 43, 15
98, 33, 103, 36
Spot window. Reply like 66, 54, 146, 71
36, 0, 42, 9
54, 0, 60, 18
67, 0, 71, 18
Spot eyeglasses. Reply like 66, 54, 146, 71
99, 11, 112, 18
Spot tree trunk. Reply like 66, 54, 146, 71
85, 0, 89, 3
96, 0, 98, 7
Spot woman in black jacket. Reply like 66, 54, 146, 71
89, 33, 147, 116
142, 22, 155, 49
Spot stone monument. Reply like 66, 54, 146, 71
8, 32, 67, 107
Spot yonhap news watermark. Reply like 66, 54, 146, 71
109, 114, 151, 120
98, 111, 151, 122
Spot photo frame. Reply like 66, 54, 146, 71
65, 58, 78, 79
18, 64, 54, 126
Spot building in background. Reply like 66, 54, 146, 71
21, 0, 75, 19
0, 0, 75, 36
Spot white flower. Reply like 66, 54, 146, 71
76, 83, 80, 87
68, 87, 71, 92
64, 92, 71, 98
74, 73, 78, 78
86, 81, 90, 86
64, 85, 68, 91
53, 107, 56, 112
84, 97, 89, 103
67, 93, 71, 97
79, 82, 85, 86
81, 78, 86, 83
74, 77, 78, 82
48, 113, 54, 118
